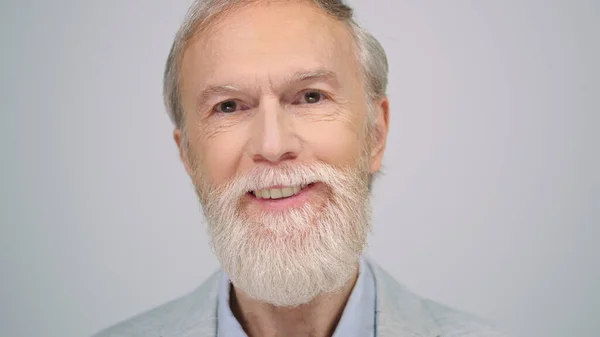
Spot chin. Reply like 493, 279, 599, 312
213, 210, 366, 308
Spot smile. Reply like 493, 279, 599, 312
251, 184, 311, 199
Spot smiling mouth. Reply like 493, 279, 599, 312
250, 184, 313, 200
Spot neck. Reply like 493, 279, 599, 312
230, 263, 360, 337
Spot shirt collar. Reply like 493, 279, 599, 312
217, 258, 376, 337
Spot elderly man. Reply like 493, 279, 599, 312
95, 1, 508, 336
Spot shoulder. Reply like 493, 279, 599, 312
365, 258, 512, 337
423, 299, 511, 337
91, 270, 222, 337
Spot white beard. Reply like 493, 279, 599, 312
194, 161, 372, 307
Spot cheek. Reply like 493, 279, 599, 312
189, 126, 247, 186
297, 119, 366, 167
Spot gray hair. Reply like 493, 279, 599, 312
163, 0, 389, 130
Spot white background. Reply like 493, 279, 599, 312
1, 1, 598, 336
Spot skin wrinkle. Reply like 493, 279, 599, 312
192, 93, 358, 155
190, 68, 353, 145
195, 87, 350, 138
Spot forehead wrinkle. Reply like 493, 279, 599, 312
268, 68, 343, 93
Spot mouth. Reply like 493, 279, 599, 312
245, 183, 320, 211
249, 184, 312, 200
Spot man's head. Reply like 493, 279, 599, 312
164, 0, 389, 307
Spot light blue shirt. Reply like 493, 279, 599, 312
216, 258, 376, 337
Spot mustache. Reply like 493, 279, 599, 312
215, 162, 340, 196
197, 160, 371, 216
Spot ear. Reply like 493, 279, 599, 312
173, 128, 193, 177
369, 97, 390, 174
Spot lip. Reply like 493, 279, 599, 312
246, 183, 318, 211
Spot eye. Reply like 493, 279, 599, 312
213, 100, 245, 114
295, 90, 326, 105
303, 91, 322, 104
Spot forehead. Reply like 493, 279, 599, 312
181, 1, 360, 92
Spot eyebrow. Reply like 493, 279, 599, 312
196, 85, 241, 108
195, 68, 342, 109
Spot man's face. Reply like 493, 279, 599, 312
176, 1, 388, 306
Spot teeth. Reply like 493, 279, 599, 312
281, 187, 294, 197
252, 185, 305, 200
270, 189, 282, 199
261, 189, 270, 199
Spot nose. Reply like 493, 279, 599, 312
247, 98, 300, 163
